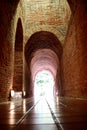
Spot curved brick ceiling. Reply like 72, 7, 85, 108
25, 31, 62, 63
25, 31, 62, 90
24, 0, 71, 94
30, 49, 59, 82
24, 0, 70, 85
25, 0, 71, 44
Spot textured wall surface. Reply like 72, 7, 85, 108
62, 0, 87, 98
0, 0, 24, 101
25, 0, 71, 44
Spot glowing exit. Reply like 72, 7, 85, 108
34, 70, 54, 100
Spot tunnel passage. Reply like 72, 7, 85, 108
30, 49, 59, 97
24, 31, 63, 97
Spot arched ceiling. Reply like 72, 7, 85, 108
30, 49, 59, 81
25, 31, 63, 90
24, 0, 71, 44
25, 31, 63, 64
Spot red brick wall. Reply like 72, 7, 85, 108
0, 2, 16, 101
62, 0, 87, 98
0, 1, 24, 101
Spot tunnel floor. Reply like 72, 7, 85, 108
0, 97, 87, 130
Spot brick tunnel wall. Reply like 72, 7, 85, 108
62, 0, 87, 98
0, 2, 16, 101
0, 1, 25, 101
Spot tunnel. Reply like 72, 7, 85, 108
0, 0, 87, 129
24, 31, 63, 98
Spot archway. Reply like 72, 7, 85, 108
24, 31, 63, 98
13, 18, 23, 93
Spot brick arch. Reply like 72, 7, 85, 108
25, 31, 62, 62
24, 31, 63, 97
30, 49, 60, 96
13, 18, 23, 91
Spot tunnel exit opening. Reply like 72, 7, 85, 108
34, 70, 55, 101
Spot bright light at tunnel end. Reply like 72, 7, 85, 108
34, 70, 55, 101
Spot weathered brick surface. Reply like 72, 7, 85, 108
62, 1, 87, 98
0, 1, 24, 102
25, 0, 71, 44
